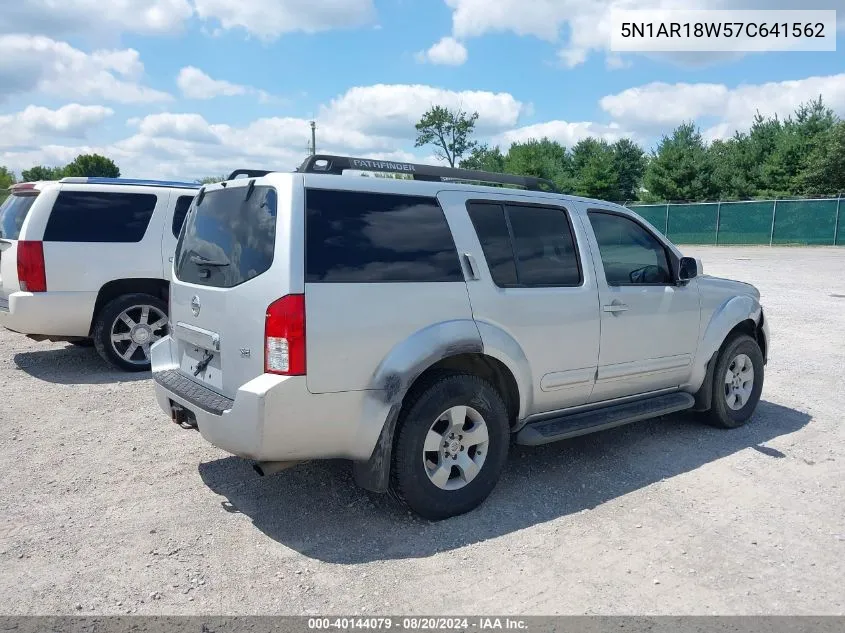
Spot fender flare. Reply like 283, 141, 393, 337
352, 319, 532, 493
687, 295, 762, 404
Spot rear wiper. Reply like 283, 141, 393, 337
190, 254, 230, 267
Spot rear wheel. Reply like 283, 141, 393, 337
390, 373, 510, 520
93, 293, 168, 372
706, 334, 764, 429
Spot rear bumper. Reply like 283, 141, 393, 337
0, 291, 95, 337
150, 336, 390, 462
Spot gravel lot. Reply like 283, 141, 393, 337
1, 245, 844, 616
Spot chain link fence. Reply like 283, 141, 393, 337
625, 197, 844, 246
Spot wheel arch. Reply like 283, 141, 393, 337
689, 295, 765, 411
89, 278, 169, 335
353, 319, 527, 493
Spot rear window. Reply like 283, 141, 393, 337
172, 195, 195, 238
175, 185, 277, 288
44, 191, 157, 242
305, 189, 462, 283
0, 194, 38, 240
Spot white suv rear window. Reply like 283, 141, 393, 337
0, 194, 38, 240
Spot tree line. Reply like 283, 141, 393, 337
1, 154, 120, 188
414, 97, 845, 202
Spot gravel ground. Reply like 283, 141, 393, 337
1, 245, 844, 616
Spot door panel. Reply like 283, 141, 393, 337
438, 192, 601, 416
583, 209, 701, 402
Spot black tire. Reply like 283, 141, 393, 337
706, 334, 764, 429
69, 339, 94, 347
390, 372, 510, 521
93, 293, 168, 372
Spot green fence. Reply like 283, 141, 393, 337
627, 197, 844, 246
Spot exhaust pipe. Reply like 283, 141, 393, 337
253, 461, 302, 477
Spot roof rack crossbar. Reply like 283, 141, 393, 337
226, 169, 271, 181
295, 154, 559, 193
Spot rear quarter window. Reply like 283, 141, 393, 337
305, 189, 463, 283
172, 195, 195, 238
44, 191, 158, 242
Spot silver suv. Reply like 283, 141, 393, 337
152, 155, 769, 520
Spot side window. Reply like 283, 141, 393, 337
466, 202, 517, 287
171, 195, 195, 238
44, 191, 157, 243
467, 201, 581, 287
588, 211, 672, 285
305, 189, 463, 283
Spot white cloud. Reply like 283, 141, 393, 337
1, 82, 525, 179
415, 37, 468, 66
193, 0, 376, 40
321, 84, 525, 137
494, 120, 631, 148
176, 66, 284, 104
443, 0, 845, 68
177, 66, 248, 99
1, 0, 192, 39
0, 104, 114, 149
0, 35, 171, 103
600, 73, 845, 139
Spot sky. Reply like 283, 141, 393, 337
0, 0, 843, 181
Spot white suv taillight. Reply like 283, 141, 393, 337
17, 240, 47, 292
264, 294, 306, 375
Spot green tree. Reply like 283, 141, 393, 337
21, 165, 65, 182
644, 123, 715, 201
0, 166, 16, 189
63, 153, 120, 178
415, 105, 479, 167
460, 144, 506, 172
612, 138, 646, 201
197, 175, 228, 184
570, 138, 619, 200
504, 138, 572, 191
802, 121, 845, 195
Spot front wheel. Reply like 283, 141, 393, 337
390, 373, 510, 520
706, 334, 764, 429
93, 293, 168, 372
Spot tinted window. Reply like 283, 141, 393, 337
468, 202, 581, 287
305, 189, 462, 283
44, 192, 157, 242
507, 205, 581, 286
175, 185, 277, 288
172, 195, 195, 238
588, 211, 672, 285
466, 202, 517, 287
0, 194, 38, 240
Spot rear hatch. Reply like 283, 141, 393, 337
0, 185, 42, 308
170, 177, 297, 398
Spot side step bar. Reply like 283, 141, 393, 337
516, 392, 695, 446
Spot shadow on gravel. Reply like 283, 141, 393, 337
198, 400, 810, 564
12, 345, 149, 384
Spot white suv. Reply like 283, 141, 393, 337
0, 177, 199, 371
152, 156, 769, 520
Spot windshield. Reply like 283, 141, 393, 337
174, 184, 277, 288
0, 193, 38, 240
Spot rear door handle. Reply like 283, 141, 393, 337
463, 253, 480, 280
603, 302, 629, 314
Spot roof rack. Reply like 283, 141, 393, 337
226, 169, 271, 181
293, 154, 559, 192
59, 177, 201, 189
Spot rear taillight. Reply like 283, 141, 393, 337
17, 241, 47, 292
264, 294, 305, 375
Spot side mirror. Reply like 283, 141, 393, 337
678, 256, 701, 281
